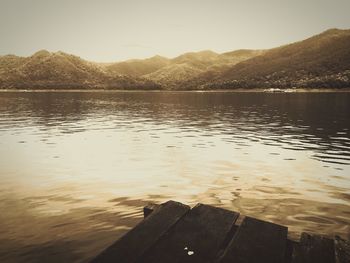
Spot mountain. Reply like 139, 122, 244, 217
0, 50, 159, 89
197, 28, 350, 89
144, 49, 264, 88
0, 28, 349, 90
104, 55, 170, 77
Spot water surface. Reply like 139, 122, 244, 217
0, 91, 349, 262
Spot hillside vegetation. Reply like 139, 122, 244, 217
0, 50, 158, 89
200, 29, 350, 89
0, 29, 349, 90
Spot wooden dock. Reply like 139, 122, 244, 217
92, 201, 350, 263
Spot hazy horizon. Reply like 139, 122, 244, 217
1, 27, 349, 63
1, 0, 350, 62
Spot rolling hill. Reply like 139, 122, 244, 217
103, 55, 170, 77
196, 28, 350, 89
143, 49, 265, 88
0, 28, 349, 90
0, 50, 159, 89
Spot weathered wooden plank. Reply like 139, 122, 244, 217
335, 235, 350, 263
285, 239, 298, 263
291, 233, 335, 263
218, 216, 288, 263
91, 200, 190, 263
143, 203, 160, 218
138, 204, 240, 263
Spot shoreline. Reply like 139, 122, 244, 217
1, 88, 350, 93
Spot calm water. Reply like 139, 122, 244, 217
0, 91, 349, 262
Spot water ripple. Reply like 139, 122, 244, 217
0, 91, 349, 262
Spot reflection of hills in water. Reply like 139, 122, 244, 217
1, 92, 349, 166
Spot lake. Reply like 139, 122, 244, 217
0, 91, 349, 262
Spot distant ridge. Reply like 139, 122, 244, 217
198, 28, 350, 89
0, 28, 349, 90
0, 50, 158, 89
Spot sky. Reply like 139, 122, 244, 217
0, 0, 350, 62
